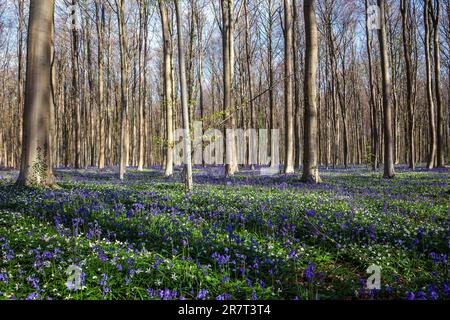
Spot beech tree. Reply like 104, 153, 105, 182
174, 0, 193, 191
16, 0, 55, 187
378, 0, 395, 178
301, 0, 320, 183
117, 0, 129, 180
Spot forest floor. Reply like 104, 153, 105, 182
0, 165, 448, 300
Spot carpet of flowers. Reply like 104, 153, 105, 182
0, 165, 448, 300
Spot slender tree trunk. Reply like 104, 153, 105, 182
70, 0, 81, 169
267, 0, 276, 168
196, 5, 205, 167
244, 0, 256, 169
117, 0, 129, 180
424, 0, 437, 169
138, 1, 147, 171
378, 0, 395, 178
17, 0, 25, 170
293, 1, 302, 170
283, 0, 295, 174
49, 12, 56, 184
159, 1, 174, 177
431, 0, 445, 167
96, 1, 105, 171
174, 0, 193, 191
84, 2, 95, 168
222, 0, 237, 176
301, 0, 320, 183
401, 0, 416, 170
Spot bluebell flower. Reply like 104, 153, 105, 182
304, 262, 315, 283
196, 289, 208, 300
0, 273, 8, 283
406, 292, 415, 300
415, 291, 426, 300
306, 209, 316, 217
26, 292, 39, 300
216, 293, 232, 300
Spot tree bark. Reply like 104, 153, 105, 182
378, 0, 395, 178
400, 0, 416, 170
117, 0, 129, 180
430, 0, 445, 167
222, 0, 237, 176
174, 0, 194, 191
283, 0, 295, 174
16, 0, 55, 187
301, 0, 320, 183
159, 1, 174, 177
96, 1, 105, 171
424, 0, 437, 169
70, 0, 81, 169
138, 1, 147, 171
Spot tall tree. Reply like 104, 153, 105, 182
430, 0, 445, 167
265, 0, 277, 168
301, 0, 320, 183
365, 0, 379, 170
159, 0, 174, 177
117, 0, 129, 180
16, 0, 55, 187
137, 0, 148, 171
221, 0, 237, 176
16, 0, 25, 168
293, 0, 303, 170
71, 0, 81, 169
195, 2, 206, 167
96, 0, 106, 171
378, 0, 395, 178
400, 0, 416, 170
174, 0, 193, 191
244, 0, 256, 168
424, 0, 437, 169
283, 0, 295, 174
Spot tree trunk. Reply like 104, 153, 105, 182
301, 0, 320, 183
267, 0, 276, 168
293, 1, 302, 170
378, 0, 395, 178
117, 0, 129, 180
424, 0, 437, 169
400, 0, 416, 170
17, 0, 25, 170
222, 0, 237, 176
244, 0, 256, 169
431, 0, 445, 167
70, 0, 81, 169
138, 1, 147, 171
196, 5, 205, 167
174, 0, 193, 191
159, 1, 174, 177
16, 0, 55, 187
96, 1, 105, 171
283, 0, 295, 174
